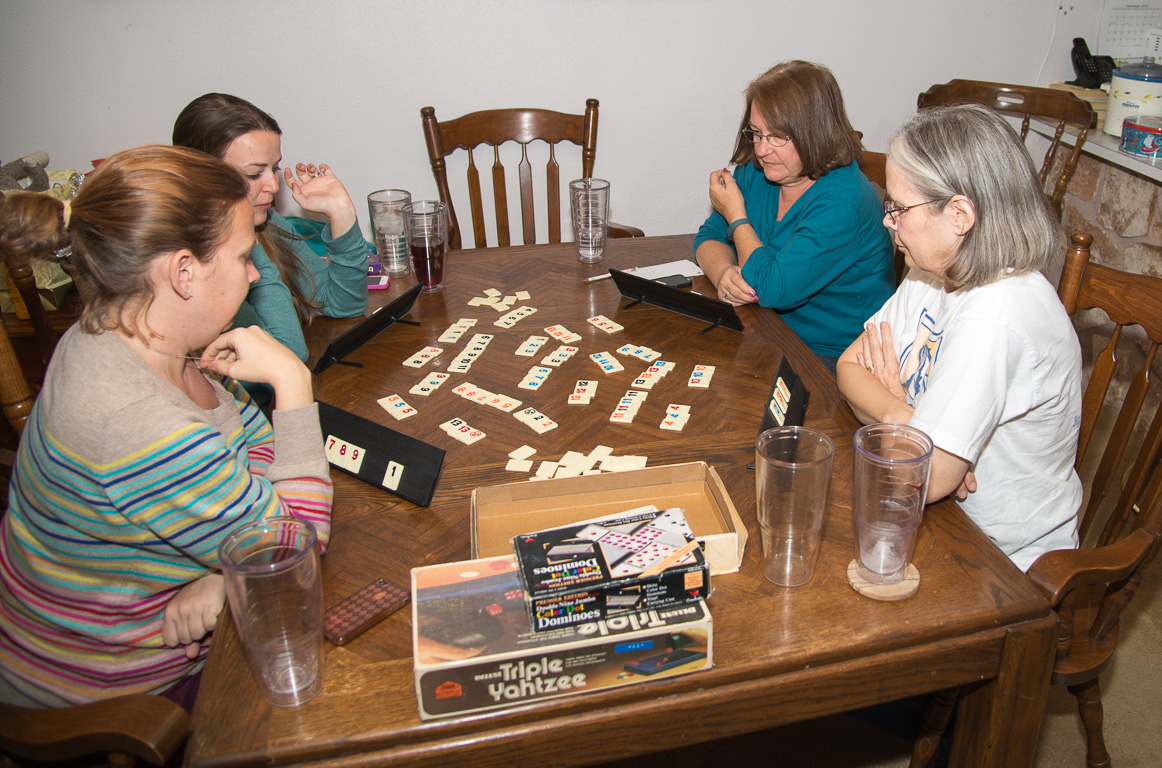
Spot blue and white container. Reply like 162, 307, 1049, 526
1105, 58, 1162, 137
1120, 116, 1162, 162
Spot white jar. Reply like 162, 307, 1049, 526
1106, 58, 1162, 136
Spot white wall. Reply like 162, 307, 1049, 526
0, 0, 1101, 244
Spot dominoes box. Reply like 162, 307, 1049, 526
412, 554, 712, 719
512, 507, 710, 632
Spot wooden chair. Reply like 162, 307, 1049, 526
1, 245, 60, 438
857, 150, 906, 285
0, 694, 190, 767
916, 80, 1097, 216
911, 232, 1162, 768
421, 99, 644, 250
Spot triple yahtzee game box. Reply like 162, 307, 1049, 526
411, 555, 712, 719
512, 507, 710, 631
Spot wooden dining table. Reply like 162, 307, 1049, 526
186, 234, 1056, 768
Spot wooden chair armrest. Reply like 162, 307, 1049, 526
608, 222, 645, 239
0, 694, 189, 766
1025, 528, 1160, 605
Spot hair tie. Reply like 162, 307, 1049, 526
61, 199, 72, 228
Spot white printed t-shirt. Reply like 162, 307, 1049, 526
867, 269, 1083, 571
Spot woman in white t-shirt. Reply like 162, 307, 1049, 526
836, 103, 1083, 571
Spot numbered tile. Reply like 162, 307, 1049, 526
325, 435, 367, 473
377, 395, 418, 420
403, 346, 443, 368
776, 376, 791, 401
382, 461, 405, 491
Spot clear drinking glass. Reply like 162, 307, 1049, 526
403, 200, 448, 292
367, 189, 412, 276
852, 423, 934, 584
219, 518, 324, 707
569, 178, 610, 264
755, 426, 835, 586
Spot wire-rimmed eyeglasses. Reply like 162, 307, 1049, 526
741, 127, 790, 148
883, 197, 942, 223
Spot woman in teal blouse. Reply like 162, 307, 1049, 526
173, 93, 368, 363
695, 61, 894, 371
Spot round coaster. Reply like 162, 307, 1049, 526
846, 559, 920, 601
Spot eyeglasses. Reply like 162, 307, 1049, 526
883, 197, 942, 223
741, 127, 790, 148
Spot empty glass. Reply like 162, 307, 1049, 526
852, 424, 933, 585
569, 178, 610, 264
755, 426, 835, 586
219, 518, 324, 707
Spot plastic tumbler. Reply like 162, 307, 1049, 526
755, 426, 835, 586
219, 518, 324, 707
367, 189, 412, 276
404, 200, 448, 292
852, 423, 934, 585
569, 178, 610, 264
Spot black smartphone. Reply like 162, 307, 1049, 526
653, 274, 693, 289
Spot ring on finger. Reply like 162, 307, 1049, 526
312, 169, 325, 178
867, 363, 875, 374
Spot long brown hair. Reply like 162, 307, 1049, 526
0, 145, 248, 337
730, 61, 863, 180
173, 92, 320, 323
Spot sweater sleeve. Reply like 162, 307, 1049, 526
304, 220, 369, 319
233, 240, 310, 361
693, 207, 730, 258
101, 386, 333, 565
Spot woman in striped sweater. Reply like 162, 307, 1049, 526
0, 145, 333, 708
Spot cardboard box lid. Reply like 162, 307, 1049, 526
471, 462, 746, 575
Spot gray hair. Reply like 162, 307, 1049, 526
887, 103, 1065, 289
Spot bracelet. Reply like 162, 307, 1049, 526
726, 217, 751, 239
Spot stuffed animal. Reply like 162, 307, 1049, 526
0, 151, 50, 193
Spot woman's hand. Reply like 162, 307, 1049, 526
857, 321, 908, 404
163, 573, 225, 660
708, 168, 747, 223
284, 162, 358, 236
713, 265, 757, 306
954, 470, 978, 500
200, 326, 314, 409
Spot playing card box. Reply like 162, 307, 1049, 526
471, 462, 746, 576
512, 507, 709, 632
411, 555, 712, 720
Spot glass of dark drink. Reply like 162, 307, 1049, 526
403, 200, 448, 293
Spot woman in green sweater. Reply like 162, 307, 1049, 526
173, 93, 368, 365
695, 61, 894, 372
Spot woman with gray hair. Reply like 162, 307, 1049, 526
837, 103, 1083, 571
